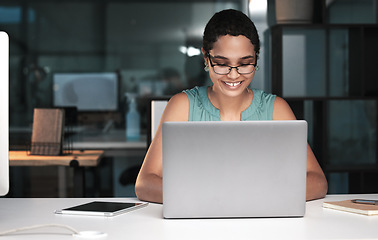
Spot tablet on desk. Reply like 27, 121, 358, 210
55, 201, 148, 217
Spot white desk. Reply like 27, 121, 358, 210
10, 128, 147, 157
0, 194, 377, 240
68, 130, 146, 159
71, 130, 146, 151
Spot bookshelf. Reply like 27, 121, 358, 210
270, 0, 378, 193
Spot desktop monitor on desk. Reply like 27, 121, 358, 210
52, 72, 119, 112
0, 31, 9, 196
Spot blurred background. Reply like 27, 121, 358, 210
1, 0, 378, 198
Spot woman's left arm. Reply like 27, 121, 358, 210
273, 97, 328, 201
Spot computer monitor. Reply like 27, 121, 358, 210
0, 31, 9, 196
53, 72, 119, 112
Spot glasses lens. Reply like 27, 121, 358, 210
213, 66, 230, 75
237, 65, 255, 74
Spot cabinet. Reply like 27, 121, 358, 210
270, 6, 378, 193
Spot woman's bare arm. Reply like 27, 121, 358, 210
135, 93, 189, 203
273, 97, 328, 201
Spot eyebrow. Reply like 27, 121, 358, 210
211, 55, 255, 60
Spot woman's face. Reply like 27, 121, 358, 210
204, 35, 257, 98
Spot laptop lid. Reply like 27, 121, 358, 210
162, 120, 307, 218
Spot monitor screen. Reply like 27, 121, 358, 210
53, 72, 119, 111
0, 31, 9, 196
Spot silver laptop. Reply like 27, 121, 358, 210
162, 120, 307, 218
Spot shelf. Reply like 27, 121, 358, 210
270, 13, 378, 194
271, 24, 378, 97
325, 164, 378, 173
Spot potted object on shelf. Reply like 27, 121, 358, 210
275, 0, 314, 24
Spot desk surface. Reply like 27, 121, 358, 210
9, 150, 104, 167
10, 127, 146, 152
70, 130, 146, 150
0, 194, 377, 239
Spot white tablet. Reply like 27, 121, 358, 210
55, 201, 148, 217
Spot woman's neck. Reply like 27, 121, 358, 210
207, 86, 252, 121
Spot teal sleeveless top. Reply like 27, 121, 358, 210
183, 86, 276, 121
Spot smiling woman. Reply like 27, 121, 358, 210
135, 9, 328, 204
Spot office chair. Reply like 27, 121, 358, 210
147, 97, 170, 146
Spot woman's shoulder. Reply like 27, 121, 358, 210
182, 86, 206, 99
251, 88, 276, 110
252, 88, 276, 101
163, 92, 189, 121
270, 95, 296, 120
168, 91, 189, 110
251, 88, 292, 114
182, 85, 208, 108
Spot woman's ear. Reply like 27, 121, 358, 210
202, 48, 209, 61
201, 47, 206, 58
201, 48, 209, 67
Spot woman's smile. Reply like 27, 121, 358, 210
222, 80, 244, 88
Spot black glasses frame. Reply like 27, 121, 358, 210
206, 53, 257, 75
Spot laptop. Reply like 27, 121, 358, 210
162, 120, 307, 218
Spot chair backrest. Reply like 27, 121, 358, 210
147, 98, 169, 146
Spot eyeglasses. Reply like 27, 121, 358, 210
207, 53, 257, 75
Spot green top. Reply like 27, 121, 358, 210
183, 86, 276, 121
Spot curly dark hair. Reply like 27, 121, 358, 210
203, 9, 260, 57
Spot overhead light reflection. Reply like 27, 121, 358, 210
179, 46, 201, 57
249, 0, 267, 15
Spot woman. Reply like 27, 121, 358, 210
135, 9, 328, 204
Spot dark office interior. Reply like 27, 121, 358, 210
2, 0, 378, 197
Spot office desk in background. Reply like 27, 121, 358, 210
10, 129, 147, 197
0, 194, 377, 240
9, 150, 104, 197
70, 129, 147, 157
10, 128, 147, 157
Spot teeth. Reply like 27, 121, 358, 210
225, 81, 241, 87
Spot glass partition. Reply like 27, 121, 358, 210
327, 100, 377, 165
1, 0, 247, 150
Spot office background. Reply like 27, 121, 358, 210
1, 0, 378, 197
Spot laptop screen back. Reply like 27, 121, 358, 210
163, 121, 307, 218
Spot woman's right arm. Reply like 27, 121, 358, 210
135, 92, 189, 203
